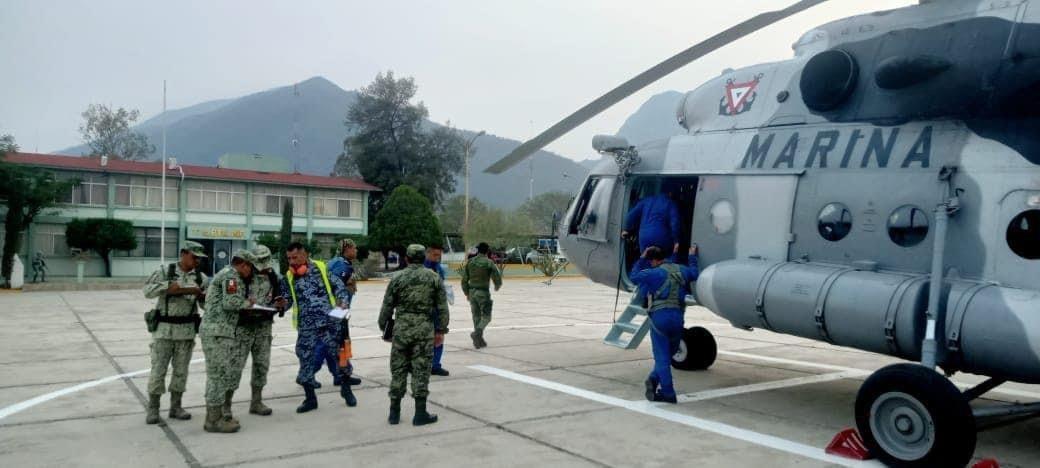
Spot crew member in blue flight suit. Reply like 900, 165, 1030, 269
281, 242, 353, 413
327, 239, 363, 388
629, 244, 699, 403
622, 182, 682, 254
423, 245, 450, 377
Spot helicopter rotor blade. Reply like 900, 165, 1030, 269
485, 0, 830, 174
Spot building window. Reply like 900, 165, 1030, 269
253, 186, 306, 215
312, 190, 363, 218
1006, 210, 1040, 260
116, 228, 178, 258
817, 203, 852, 242
113, 175, 178, 209
888, 205, 929, 247
57, 172, 108, 206
709, 200, 736, 235
32, 224, 70, 256
187, 181, 245, 213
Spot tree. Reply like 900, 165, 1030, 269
0, 135, 78, 287
467, 207, 533, 250
437, 194, 489, 235
340, 71, 464, 214
65, 218, 137, 277
278, 198, 293, 273
79, 104, 154, 161
369, 186, 442, 268
518, 191, 574, 235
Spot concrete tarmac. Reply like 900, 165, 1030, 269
1, 278, 1038, 467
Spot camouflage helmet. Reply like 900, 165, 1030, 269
181, 240, 208, 258
232, 249, 257, 267
251, 244, 273, 271
406, 244, 426, 262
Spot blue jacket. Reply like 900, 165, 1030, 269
424, 259, 447, 329
624, 194, 682, 251
328, 256, 354, 304
280, 261, 350, 331
629, 254, 700, 310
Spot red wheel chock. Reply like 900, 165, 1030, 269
972, 459, 1000, 468
825, 428, 873, 460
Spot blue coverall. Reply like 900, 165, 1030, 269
281, 262, 350, 388
624, 194, 682, 253
324, 256, 356, 382
629, 254, 699, 398
424, 259, 447, 371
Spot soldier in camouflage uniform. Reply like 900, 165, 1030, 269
142, 241, 209, 425
461, 242, 502, 349
281, 242, 352, 413
379, 244, 450, 426
199, 249, 257, 433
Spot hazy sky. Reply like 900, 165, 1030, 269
0, 0, 914, 161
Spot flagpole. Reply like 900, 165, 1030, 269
160, 80, 167, 267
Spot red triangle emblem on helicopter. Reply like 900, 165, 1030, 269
721, 77, 761, 115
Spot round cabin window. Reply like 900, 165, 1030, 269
710, 200, 735, 234
887, 205, 929, 247
1006, 210, 1040, 260
817, 203, 852, 242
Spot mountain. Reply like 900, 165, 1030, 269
59, 76, 590, 208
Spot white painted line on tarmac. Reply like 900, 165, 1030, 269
470, 365, 881, 467
0, 321, 609, 421
674, 370, 867, 403
719, 350, 1040, 401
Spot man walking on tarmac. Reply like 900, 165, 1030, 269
424, 244, 450, 376
328, 238, 363, 388
142, 241, 209, 425
200, 250, 257, 433
379, 244, 450, 426
282, 242, 355, 413
629, 245, 700, 403
461, 242, 501, 348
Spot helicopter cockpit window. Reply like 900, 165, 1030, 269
1006, 210, 1040, 260
570, 177, 615, 241
887, 205, 929, 247
818, 203, 852, 242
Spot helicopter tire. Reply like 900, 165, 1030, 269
671, 326, 716, 371
855, 364, 975, 468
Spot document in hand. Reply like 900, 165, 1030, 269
328, 307, 350, 320
245, 304, 278, 312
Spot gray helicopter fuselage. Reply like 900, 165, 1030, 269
560, 0, 1040, 383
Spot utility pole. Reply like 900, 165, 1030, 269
463, 130, 486, 247
160, 80, 167, 267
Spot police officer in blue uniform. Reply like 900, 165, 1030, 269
629, 244, 699, 403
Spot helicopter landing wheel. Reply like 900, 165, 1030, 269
855, 364, 976, 468
671, 326, 716, 371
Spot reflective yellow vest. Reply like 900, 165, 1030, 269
286, 260, 335, 330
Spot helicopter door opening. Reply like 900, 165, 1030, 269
622, 176, 700, 274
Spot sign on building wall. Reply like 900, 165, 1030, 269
187, 225, 248, 240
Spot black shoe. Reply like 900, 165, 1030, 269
340, 384, 357, 407
470, 332, 480, 349
412, 397, 438, 426
644, 377, 658, 402
388, 399, 401, 425
652, 392, 677, 404
296, 386, 318, 413
347, 376, 362, 386
431, 367, 450, 377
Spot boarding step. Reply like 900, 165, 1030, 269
603, 293, 651, 350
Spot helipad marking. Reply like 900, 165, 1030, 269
0, 322, 608, 421
470, 365, 881, 467
673, 370, 866, 403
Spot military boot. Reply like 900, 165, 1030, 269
145, 393, 161, 424
222, 390, 239, 424
168, 392, 191, 420
475, 330, 488, 349
470, 331, 481, 349
249, 387, 272, 416
203, 405, 240, 433
412, 397, 438, 426
340, 382, 357, 407
296, 385, 318, 413
388, 398, 401, 425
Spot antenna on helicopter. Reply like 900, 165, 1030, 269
484, 0, 831, 174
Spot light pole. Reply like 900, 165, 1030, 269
160, 80, 167, 267
463, 130, 485, 247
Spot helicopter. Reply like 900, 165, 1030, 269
485, 0, 1040, 466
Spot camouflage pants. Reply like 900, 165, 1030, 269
295, 324, 341, 387
147, 338, 195, 395
201, 336, 246, 406
388, 315, 435, 400
233, 326, 273, 390
468, 290, 493, 333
